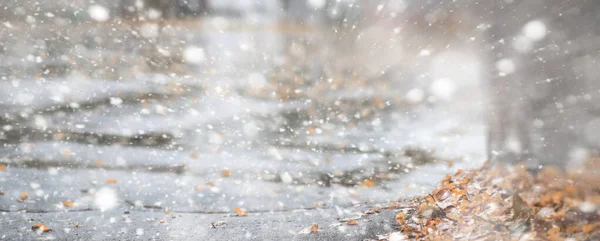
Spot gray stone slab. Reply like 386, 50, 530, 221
0, 204, 400, 241
0, 167, 425, 214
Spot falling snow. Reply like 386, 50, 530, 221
0, 0, 598, 240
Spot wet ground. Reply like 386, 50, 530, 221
0, 17, 486, 239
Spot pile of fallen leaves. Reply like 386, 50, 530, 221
381, 158, 600, 240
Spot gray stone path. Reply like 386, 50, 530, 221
1, 203, 402, 241
0, 7, 486, 240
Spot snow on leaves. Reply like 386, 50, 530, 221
381, 158, 600, 240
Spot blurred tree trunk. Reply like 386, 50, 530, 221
483, 0, 600, 169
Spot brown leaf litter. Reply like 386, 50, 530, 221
379, 158, 600, 240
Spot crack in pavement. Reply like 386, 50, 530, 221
0, 200, 412, 214
0, 159, 187, 174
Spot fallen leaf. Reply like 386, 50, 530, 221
311, 224, 319, 232
512, 193, 532, 220
159, 219, 167, 224
19, 192, 28, 201
583, 224, 595, 233
359, 179, 375, 188
396, 212, 406, 225
451, 188, 467, 196
0, 191, 4, 195
425, 195, 436, 204
313, 202, 326, 207
427, 218, 442, 228
234, 207, 248, 216
365, 209, 380, 214
454, 169, 464, 177
32, 223, 52, 233
95, 160, 104, 168
347, 220, 358, 225
0, 164, 6, 171
106, 179, 117, 184
62, 201, 74, 207
443, 174, 452, 182
299, 224, 318, 234
306, 126, 316, 135
221, 169, 232, 178
547, 226, 561, 241
373, 97, 386, 109
190, 152, 199, 159
564, 184, 578, 197
566, 226, 579, 234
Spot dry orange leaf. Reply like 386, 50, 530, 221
482, 191, 490, 201
310, 224, 319, 233
221, 169, 232, 178
582, 224, 595, 233
396, 212, 406, 225
373, 97, 385, 109
32, 223, 52, 233
95, 160, 104, 168
551, 191, 564, 203
0, 164, 6, 171
417, 202, 429, 213
0, 191, 4, 195
306, 126, 316, 135
365, 209, 380, 214
106, 179, 117, 184
427, 218, 442, 227
443, 174, 452, 182
566, 226, 580, 234
359, 179, 375, 188
452, 188, 467, 196
62, 201, 74, 207
458, 177, 471, 186
347, 220, 358, 225
564, 184, 578, 197
234, 207, 248, 216
433, 187, 444, 196
20, 192, 28, 201
547, 226, 561, 241
312, 202, 325, 207
190, 152, 199, 159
